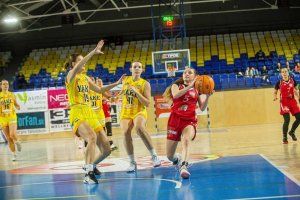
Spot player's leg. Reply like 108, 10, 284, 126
179, 125, 196, 179
105, 117, 117, 150
2, 125, 16, 161
289, 112, 300, 141
166, 140, 180, 167
121, 119, 136, 172
133, 115, 161, 167
76, 122, 98, 184
9, 122, 21, 152
282, 113, 290, 144
92, 129, 111, 175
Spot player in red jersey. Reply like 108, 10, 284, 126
163, 68, 212, 179
274, 67, 300, 144
97, 78, 118, 151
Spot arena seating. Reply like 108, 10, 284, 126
15, 29, 300, 94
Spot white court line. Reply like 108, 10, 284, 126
260, 154, 300, 186
226, 194, 300, 199
0, 177, 182, 190
14, 195, 96, 200
225, 155, 300, 200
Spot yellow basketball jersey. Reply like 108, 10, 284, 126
90, 90, 103, 111
120, 76, 147, 117
0, 92, 16, 116
66, 74, 91, 106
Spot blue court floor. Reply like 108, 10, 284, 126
1, 155, 300, 200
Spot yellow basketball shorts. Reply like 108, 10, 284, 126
69, 105, 103, 135
120, 109, 148, 120
94, 109, 106, 127
0, 113, 17, 127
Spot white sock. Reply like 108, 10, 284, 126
84, 164, 93, 172
149, 149, 157, 157
128, 155, 135, 163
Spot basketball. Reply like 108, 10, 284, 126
194, 75, 215, 94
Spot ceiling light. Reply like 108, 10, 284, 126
3, 17, 18, 23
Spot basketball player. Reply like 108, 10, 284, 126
274, 67, 300, 144
66, 40, 124, 184
119, 61, 161, 172
163, 68, 212, 179
96, 78, 118, 151
0, 80, 21, 161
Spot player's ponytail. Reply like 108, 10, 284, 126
163, 78, 184, 102
67, 53, 81, 70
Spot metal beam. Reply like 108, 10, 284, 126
110, 0, 120, 11
89, 0, 101, 7
72, 0, 82, 21
24, 2, 50, 13
84, 0, 110, 22
15, 0, 235, 21
8, 0, 53, 7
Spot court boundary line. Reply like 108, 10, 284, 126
0, 177, 182, 190
226, 194, 300, 200
260, 154, 300, 186
14, 195, 96, 200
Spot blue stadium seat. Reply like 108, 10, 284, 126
229, 76, 237, 88
149, 79, 157, 95
245, 78, 254, 87
166, 78, 173, 87
212, 75, 221, 90
269, 76, 279, 86
157, 79, 166, 94
254, 77, 262, 87
237, 77, 245, 87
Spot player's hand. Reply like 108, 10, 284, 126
129, 86, 138, 94
94, 40, 104, 54
116, 74, 126, 85
206, 90, 215, 97
273, 97, 278, 101
191, 75, 199, 87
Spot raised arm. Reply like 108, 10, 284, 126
89, 74, 125, 94
197, 94, 211, 111
66, 40, 104, 84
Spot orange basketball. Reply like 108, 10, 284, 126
194, 75, 215, 94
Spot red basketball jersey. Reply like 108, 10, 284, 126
276, 78, 297, 99
171, 84, 199, 121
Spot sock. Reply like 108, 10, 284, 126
149, 148, 157, 157
172, 155, 179, 164
128, 155, 135, 163
84, 164, 93, 172
182, 161, 189, 166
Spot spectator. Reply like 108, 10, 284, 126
261, 65, 269, 83
245, 67, 251, 77
237, 71, 243, 77
275, 63, 281, 73
294, 63, 300, 74
250, 67, 259, 77
18, 72, 27, 89
255, 49, 265, 61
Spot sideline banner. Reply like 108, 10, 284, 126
17, 112, 49, 134
48, 89, 68, 109
49, 109, 71, 132
15, 90, 48, 113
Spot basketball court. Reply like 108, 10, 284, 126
1, 123, 300, 199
